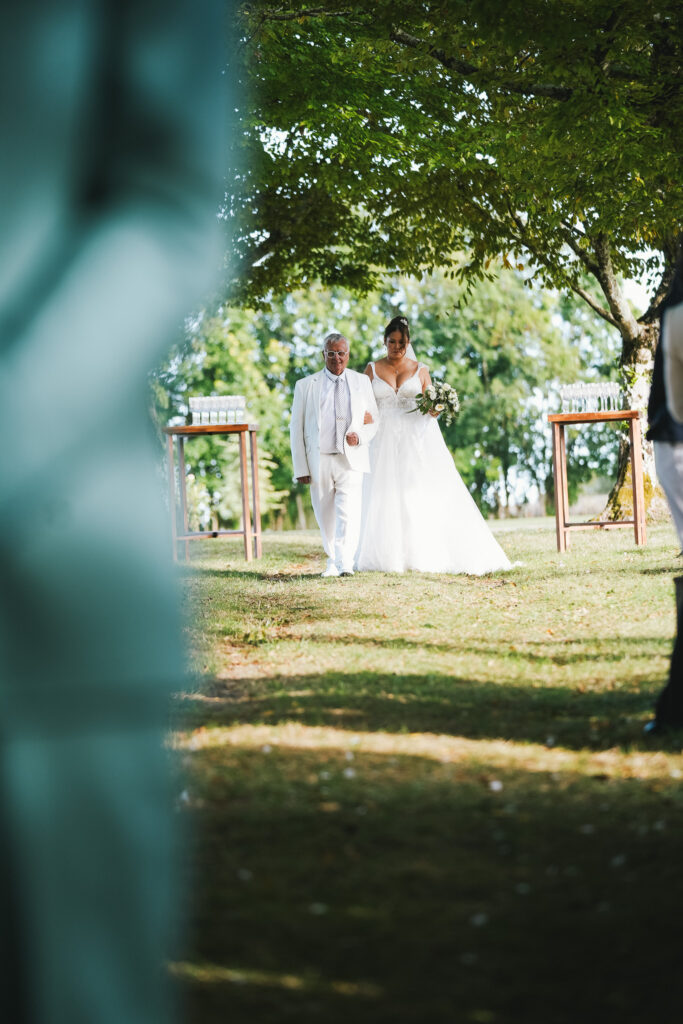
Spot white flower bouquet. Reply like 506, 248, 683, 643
413, 378, 460, 425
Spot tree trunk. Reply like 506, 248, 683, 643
603, 320, 669, 521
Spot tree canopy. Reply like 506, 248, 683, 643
234, 0, 681, 342
230, 1, 681, 518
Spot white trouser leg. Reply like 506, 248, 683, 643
655, 441, 683, 549
331, 462, 363, 572
311, 454, 337, 561
312, 454, 364, 571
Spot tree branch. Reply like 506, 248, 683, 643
390, 28, 573, 100
558, 222, 601, 277
504, 204, 559, 275
640, 235, 682, 323
247, 10, 654, 98
570, 285, 618, 327
389, 27, 646, 100
500, 200, 620, 327
591, 234, 641, 340
245, 5, 352, 22
241, 11, 267, 48
640, 272, 674, 324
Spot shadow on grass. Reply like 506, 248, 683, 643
640, 570, 682, 580
180, 561, 682, 593
175, 743, 683, 1024
181, 567, 494, 584
186, 567, 542, 587
274, 634, 668, 665
176, 660, 674, 753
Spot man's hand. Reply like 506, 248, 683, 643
346, 432, 359, 446
297, 475, 311, 484
363, 410, 374, 424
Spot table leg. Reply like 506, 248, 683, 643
167, 434, 178, 561
249, 429, 262, 559
558, 423, 570, 550
177, 436, 189, 561
238, 430, 253, 562
551, 422, 567, 552
629, 416, 647, 546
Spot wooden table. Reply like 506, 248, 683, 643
548, 410, 646, 553
163, 423, 262, 561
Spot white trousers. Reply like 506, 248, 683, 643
655, 441, 683, 549
311, 453, 364, 572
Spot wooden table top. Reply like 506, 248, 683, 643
163, 422, 258, 435
547, 410, 639, 423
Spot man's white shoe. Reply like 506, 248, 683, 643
321, 563, 340, 578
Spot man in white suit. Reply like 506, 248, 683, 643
291, 333, 379, 576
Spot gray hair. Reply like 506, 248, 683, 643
322, 332, 349, 352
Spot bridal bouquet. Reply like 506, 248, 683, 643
414, 379, 460, 425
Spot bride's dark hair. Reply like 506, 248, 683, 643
384, 315, 410, 342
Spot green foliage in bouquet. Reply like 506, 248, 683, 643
414, 379, 460, 426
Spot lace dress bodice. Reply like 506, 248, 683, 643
370, 363, 424, 415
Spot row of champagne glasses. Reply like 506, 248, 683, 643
189, 396, 247, 424
559, 383, 622, 413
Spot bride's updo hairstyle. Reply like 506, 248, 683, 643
384, 315, 410, 343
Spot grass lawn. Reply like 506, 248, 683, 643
171, 520, 683, 1024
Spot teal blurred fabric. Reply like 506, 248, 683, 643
0, 2, 227, 1021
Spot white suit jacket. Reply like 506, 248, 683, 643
290, 369, 379, 480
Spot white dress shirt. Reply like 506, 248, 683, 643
319, 368, 351, 454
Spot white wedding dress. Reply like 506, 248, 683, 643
356, 363, 511, 574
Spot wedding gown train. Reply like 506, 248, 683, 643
356, 363, 511, 574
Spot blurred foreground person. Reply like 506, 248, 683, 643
645, 248, 683, 734
0, 3, 225, 1021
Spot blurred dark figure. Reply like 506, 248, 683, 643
0, 2, 225, 1021
645, 246, 683, 734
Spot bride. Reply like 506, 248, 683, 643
355, 316, 511, 574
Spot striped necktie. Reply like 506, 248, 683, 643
334, 375, 345, 453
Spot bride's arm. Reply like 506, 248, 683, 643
358, 376, 379, 444
361, 364, 374, 424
